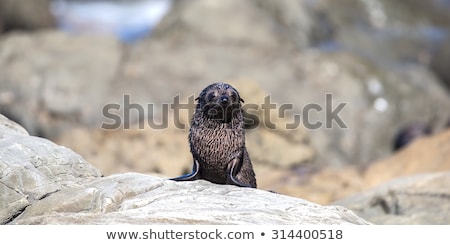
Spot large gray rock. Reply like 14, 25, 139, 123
1, 1, 449, 171
0, 114, 28, 136
120, 35, 450, 167
0, 0, 55, 32
0, 30, 122, 138
306, 0, 450, 90
115, 0, 450, 167
10, 173, 369, 225
0, 114, 366, 225
334, 172, 450, 225
287, 51, 450, 166
0, 114, 102, 224
152, 0, 301, 48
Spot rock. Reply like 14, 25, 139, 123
306, 0, 450, 90
55, 126, 192, 177
0, 30, 122, 138
334, 172, 450, 224
10, 173, 369, 225
265, 129, 450, 205
363, 129, 450, 188
0, 114, 368, 225
0, 114, 102, 224
55, 79, 315, 179
152, 0, 293, 48
234, 80, 315, 168
0, 0, 55, 32
430, 39, 450, 90
257, 165, 365, 206
287, 51, 450, 166
121, 0, 450, 167
2, 1, 449, 172
392, 122, 432, 151
0, 114, 28, 136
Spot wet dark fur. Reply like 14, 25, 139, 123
171, 82, 257, 188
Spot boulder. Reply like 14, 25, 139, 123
306, 0, 450, 90
334, 172, 450, 224
363, 129, 450, 188
278, 51, 450, 166
10, 173, 369, 225
0, 114, 102, 224
0, 114, 368, 225
55, 126, 192, 177
0, 113, 28, 136
152, 0, 297, 48
55, 79, 315, 178
1, 1, 449, 171
114, 0, 450, 167
0, 0, 55, 32
0, 30, 122, 138
265, 129, 450, 205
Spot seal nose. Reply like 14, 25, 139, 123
220, 95, 229, 105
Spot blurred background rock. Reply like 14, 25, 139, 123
1, 0, 450, 206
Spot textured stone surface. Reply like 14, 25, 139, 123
1, 1, 450, 214
0, 114, 28, 136
0, 114, 368, 225
335, 172, 450, 225
259, 129, 450, 205
362, 129, 450, 188
11, 173, 369, 225
0, 115, 102, 224
0, 0, 55, 32
1, 1, 449, 169
0, 30, 122, 138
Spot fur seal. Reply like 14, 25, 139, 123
171, 82, 257, 188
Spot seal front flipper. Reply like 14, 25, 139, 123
170, 160, 200, 181
227, 158, 253, 188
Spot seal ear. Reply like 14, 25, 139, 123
240, 97, 245, 103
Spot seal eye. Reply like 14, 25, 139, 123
230, 93, 237, 102
207, 92, 216, 102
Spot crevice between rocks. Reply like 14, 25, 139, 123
4, 189, 60, 225
4, 204, 30, 225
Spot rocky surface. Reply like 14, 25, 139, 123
335, 172, 450, 225
1, 1, 449, 170
306, 0, 450, 89
0, 114, 368, 225
0, 0, 55, 32
0, 31, 122, 138
55, 79, 315, 177
0, 114, 101, 224
3, 112, 449, 224
362, 128, 450, 188
11, 173, 369, 225
1, 0, 450, 225
274, 129, 450, 205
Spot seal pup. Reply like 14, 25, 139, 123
171, 82, 257, 188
